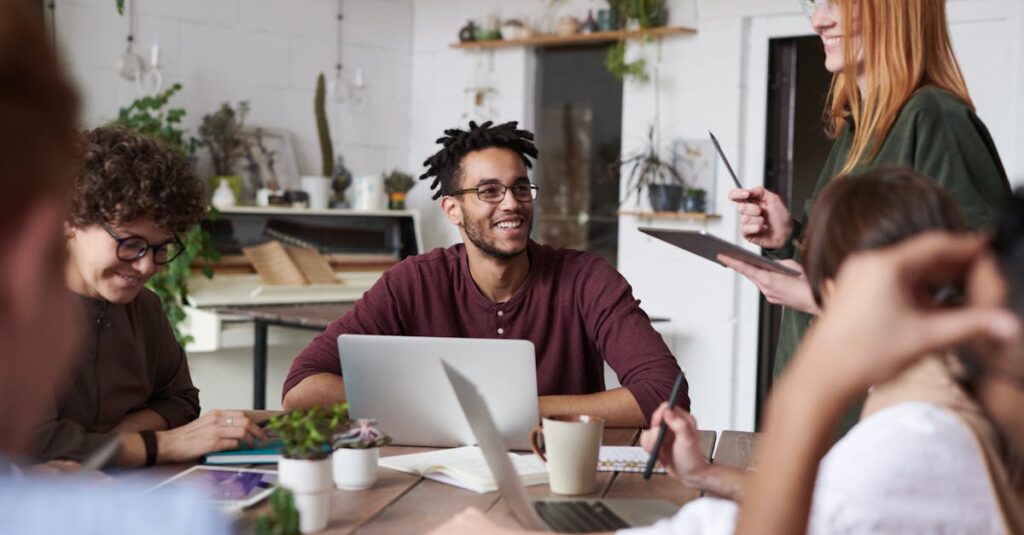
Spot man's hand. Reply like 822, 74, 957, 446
639, 403, 708, 481
729, 187, 793, 250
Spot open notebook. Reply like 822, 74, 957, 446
378, 446, 547, 494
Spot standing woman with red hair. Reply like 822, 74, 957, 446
723, 0, 1012, 400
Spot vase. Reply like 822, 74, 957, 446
648, 184, 683, 212
278, 458, 333, 533
352, 174, 385, 211
211, 177, 237, 209
458, 20, 477, 42
682, 195, 706, 213
332, 447, 379, 490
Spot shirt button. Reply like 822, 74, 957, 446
497, 328, 505, 335
497, 310, 504, 317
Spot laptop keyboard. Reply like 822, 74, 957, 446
534, 501, 630, 533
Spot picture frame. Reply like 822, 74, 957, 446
236, 126, 300, 198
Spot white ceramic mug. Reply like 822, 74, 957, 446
530, 415, 603, 495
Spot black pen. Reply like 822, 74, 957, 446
643, 372, 686, 480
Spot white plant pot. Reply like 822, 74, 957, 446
300, 175, 332, 210
332, 447, 379, 490
292, 490, 331, 534
278, 457, 334, 533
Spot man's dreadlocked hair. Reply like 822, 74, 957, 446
419, 120, 539, 200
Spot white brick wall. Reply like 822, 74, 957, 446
54, 0, 413, 180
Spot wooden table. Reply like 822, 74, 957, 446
216, 303, 355, 409
237, 426, 735, 534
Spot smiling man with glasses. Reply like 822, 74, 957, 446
31, 126, 266, 468
283, 121, 688, 427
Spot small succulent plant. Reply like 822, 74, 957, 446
333, 418, 392, 450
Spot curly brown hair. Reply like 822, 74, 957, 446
70, 126, 206, 234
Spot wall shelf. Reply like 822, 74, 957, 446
450, 26, 696, 50
617, 211, 721, 221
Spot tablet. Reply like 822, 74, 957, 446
153, 465, 278, 512
638, 227, 801, 276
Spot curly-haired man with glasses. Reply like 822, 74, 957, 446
283, 121, 688, 427
32, 126, 265, 467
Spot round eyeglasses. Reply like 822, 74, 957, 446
799, 0, 837, 19
449, 182, 539, 203
102, 224, 184, 265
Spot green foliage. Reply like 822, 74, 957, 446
685, 188, 706, 199
115, 0, 125, 15
383, 169, 415, 194
315, 73, 334, 177
114, 83, 220, 345
198, 101, 250, 176
267, 404, 350, 460
604, 42, 649, 83
254, 489, 300, 535
612, 125, 684, 206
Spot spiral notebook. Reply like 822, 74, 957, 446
598, 446, 667, 474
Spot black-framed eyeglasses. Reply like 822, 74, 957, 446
449, 182, 539, 203
102, 224, 184, 266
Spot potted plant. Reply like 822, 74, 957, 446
301, 73, 334, 210
254, 488, 299, 535
613, 126, 685, 212
383, 170, 416, 210
683, 187, 707, 213
332, 416, 391, 490
604, 0, 667, 82
266, 404, 348, 534
199, 100, 250, 205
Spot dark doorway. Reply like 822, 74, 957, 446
756, 36, 833, 427
534, 45, 623, 265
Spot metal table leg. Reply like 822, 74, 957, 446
253, 320, 268, 410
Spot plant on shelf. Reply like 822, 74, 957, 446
383, 169, 416, 210
113, 83, 220, 345
254, 488, 300, 535
683, 187, 707, 213
612, 125, 685, 212
604, 0, 667, 82
199, 100, 250, 207
332, 414, 391, 490
267, 404, 349, 533
299, 72, 336, 210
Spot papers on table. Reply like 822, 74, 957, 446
378, 446, 548, 494
597, 446, 667, 474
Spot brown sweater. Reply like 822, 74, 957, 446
31, 288, 200, 462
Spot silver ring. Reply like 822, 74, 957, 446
225, 416, 234, 428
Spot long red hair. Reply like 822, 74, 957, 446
827, 0, 972, 176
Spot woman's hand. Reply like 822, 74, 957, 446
156, 410, 266, 463
639, 403, 708, 482
729, 187, 793, 250
718, 256, 820, 315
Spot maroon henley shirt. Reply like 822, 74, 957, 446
283, 241, 689, 421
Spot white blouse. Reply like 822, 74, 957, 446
619, 402, 1003, 534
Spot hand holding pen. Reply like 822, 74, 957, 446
642, 372, 687, 479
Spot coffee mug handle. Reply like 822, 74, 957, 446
529, 426, 546, 463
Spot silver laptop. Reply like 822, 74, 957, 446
443, 361, 678, 532
338, 334, 539, 449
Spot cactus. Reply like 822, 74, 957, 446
315, 73, 334, 177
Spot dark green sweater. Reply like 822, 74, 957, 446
772, 86, 1011, 384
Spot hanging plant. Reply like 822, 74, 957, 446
605, 42, 649, 83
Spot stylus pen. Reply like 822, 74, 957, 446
643, 372, 686, 480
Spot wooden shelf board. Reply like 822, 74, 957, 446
616, 211, 722, 221
451, 26, 696, 50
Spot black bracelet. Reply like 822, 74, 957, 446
139, 430, 158, 467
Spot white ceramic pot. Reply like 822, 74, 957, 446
211, 177, 237, 209
278, 458, 334, 533
332, 447, 379, 490
300, 175, 332, 210
351, 174, 384, 211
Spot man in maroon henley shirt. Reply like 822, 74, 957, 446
283, 121, 688, 426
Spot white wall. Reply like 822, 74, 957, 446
53, 0, 413, 179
